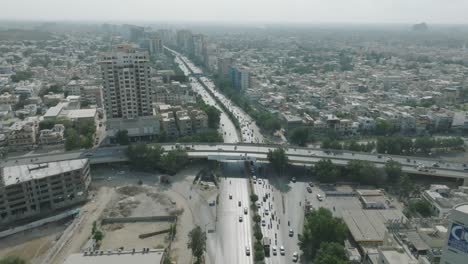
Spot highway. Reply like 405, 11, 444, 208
173, 49, 253, 264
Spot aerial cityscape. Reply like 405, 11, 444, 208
1, 1, 468, 264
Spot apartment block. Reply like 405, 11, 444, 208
99, 45, 152, 119
39, 124, 65, 145
176, 110, 193, 136
8, 120, 38, 147
0, 92, 19, 105
0, 159, 91, 227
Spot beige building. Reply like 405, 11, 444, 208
189, 108, 208, 132
39, 124, 65, 145
99, 45, 152, 119
0, 92, 19, 105
0, 159, 91, 227
161, 112, 178, 137
176, 110, 193, 136
7, 120, 38, 147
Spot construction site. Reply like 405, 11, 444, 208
0, 162, 218, 264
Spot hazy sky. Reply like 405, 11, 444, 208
2, 0, 468, 24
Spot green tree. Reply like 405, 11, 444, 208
0, 256, 27, 264
398, 174, 415, 198
115, 130, 130, 145
346, 160, 385, 186
375, 119, 394, 136
289, 126, 310, 146
65, 128, 81, 150
39, 120, 56, 130
314, 159, 341, 183
187, 226, 207, 264
313, 242, 349, 264
127, 144, 163, 171
93, 230, 104, 241
409, 199, 432, 217
299, 208, 348, 259
160, 149, 189, 174
267, 148, 289, 176
11, 71, 33, 82
384, 160, 402, 183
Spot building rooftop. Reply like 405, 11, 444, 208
342, 209, 406, 243
1, 159, 88, 186
63, 249, 164, 264
66, 109, 97, 120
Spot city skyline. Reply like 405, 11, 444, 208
2, 0, 468, 24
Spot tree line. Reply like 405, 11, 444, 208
39, 118, 96, 150
127, 144, 189, 175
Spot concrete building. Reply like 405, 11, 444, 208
148, 37, 163, 55
81, 86, 103, 108
230, 67, 251, 91
161, 112, 178, 137
99, 45, 152, 119
189, 108, 208, 133
7, 120, 38, 147
0, 159, 91, 227
175, 110, 193, 136
0, 92, 18, 105
43, 93, 64, 106
440, 203, 468, 264
217, 55, 233, 76
281, 113, 302, 131
39, 124, 65, 145
64, 249, 165, 264
422, 185, 468, 218
106, 115, 160, 143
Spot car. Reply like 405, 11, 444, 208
291, 177, 296, 183
258, 179, 262, 184
229, 194, 232, 199
292, 252, 298, 262
244, 207, 248, 215
432, 163, 440, 168
239, 216, 243, 222
256, 201, 261, 208
245, 246, 250, 256
238, 201, 242, 207
308, 182, 314, 187
253, 179, 257, 184
264, 208, 269, 215
317, 194, 324, 201
262, 220, 266, 226
306, 187, 312, 193
289, 229, 294, 237
378, 154, 382, 158
252, 176, 257, 180
272, 246, 277, 255
406, 158, 411, 162
463, 164, 467, 168
208, 201, 215, 206
280, 246, 285, 255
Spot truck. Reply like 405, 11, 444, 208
263, 237, 271, 256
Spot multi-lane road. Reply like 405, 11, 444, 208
173, 49, 254, 264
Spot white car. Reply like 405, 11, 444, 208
264, 208, 269, 215
239, 216, 243, 222
261, 219, 266, 226
272, 246, 277, 255
280, 246, 285, 255
289, 229, 294, 237
292, 252, 298, 262
229, 194, 232, 199
244, 207, 248, 215
245, 246, 250, 256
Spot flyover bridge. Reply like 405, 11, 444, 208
3, 143, 467, 182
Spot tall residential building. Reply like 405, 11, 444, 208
230, 67, 251, 91
176, 30, 193, 54
148, 37, 163, 55
99, 45, 152, 119
217, 55, 233, 76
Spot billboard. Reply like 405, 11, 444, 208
448, 223, 468, 254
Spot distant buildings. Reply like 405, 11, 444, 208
148, 37, 163, 55
230, 67, 251, 91
0, 159, 91, 227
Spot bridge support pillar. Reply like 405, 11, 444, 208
464, 178, 468, 186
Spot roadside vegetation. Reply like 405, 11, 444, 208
299, 208, 348, 262
127, 144, 190, 175
187, 226, 207, 264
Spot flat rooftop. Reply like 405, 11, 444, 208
342, 209, 406, 243
64, 249, 164, 264
1, 159, 88, 186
